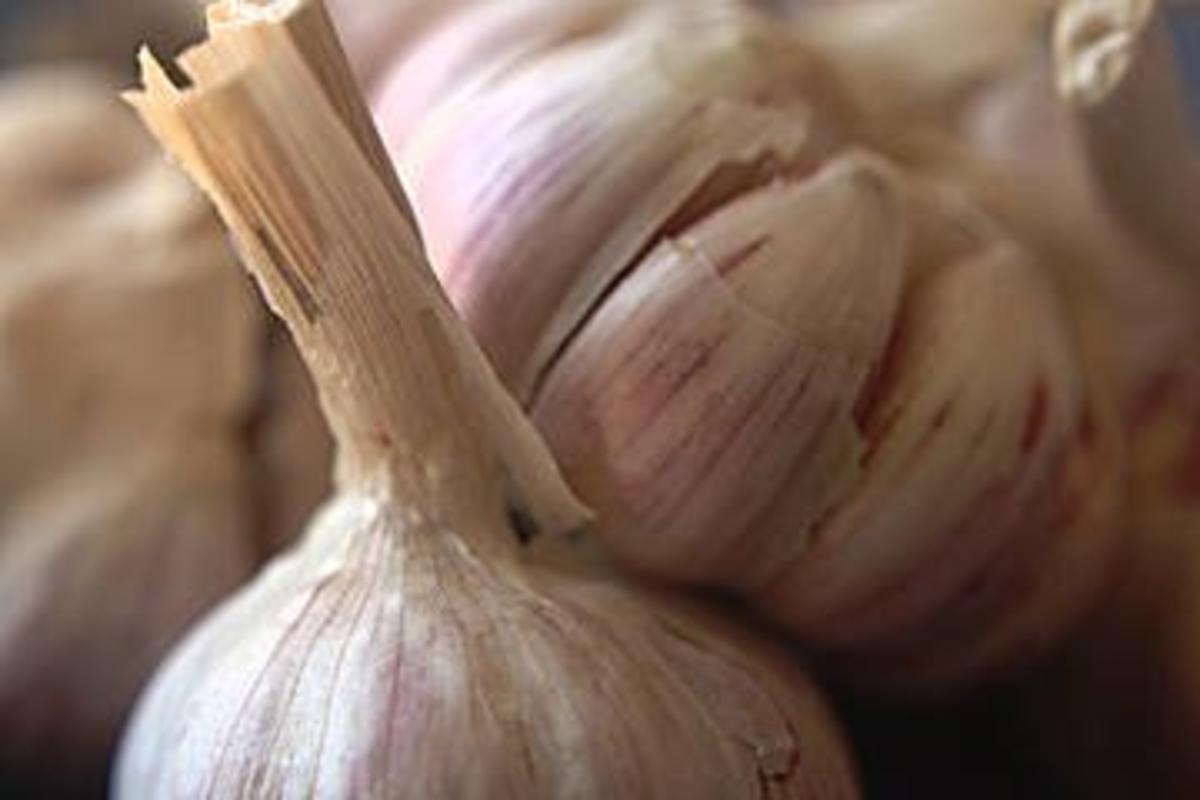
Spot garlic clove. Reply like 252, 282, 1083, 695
378, 0, 850, 399
531, 152, 907, 588
760, 242, 1122, 692
118, 7, 861, 795
0, 439, 256, 790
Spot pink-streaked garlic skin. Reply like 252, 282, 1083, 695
532, 153, 905, 588
0, 440, 256, 783
376, 0, 848, 400
765, 246, 1084, 641
779, 247, 1123, 694
116, 491, 859, 800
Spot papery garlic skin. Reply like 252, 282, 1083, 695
533, 153, 904, 587
117, 492, 858, 800
379, 0, 849, 399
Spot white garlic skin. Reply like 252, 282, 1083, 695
115, 491, 859, 799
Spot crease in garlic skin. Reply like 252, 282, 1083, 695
117, 4, 861, 795
532, 152, 905, 589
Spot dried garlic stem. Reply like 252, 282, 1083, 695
1055, 0, 1200, 278
128, 0, 587, 546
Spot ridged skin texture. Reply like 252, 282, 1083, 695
116, 493, 859, 799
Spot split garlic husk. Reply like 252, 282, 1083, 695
117, 2, 859, 797
0, 68, 262, 789
532, 152, 907, 587
377, 0, 851, 400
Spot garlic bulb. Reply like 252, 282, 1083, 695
778, 0, 1055, 135
368, 0, 1121, 692
0, 67, 327, 790
0, 440, 256, 788
118, 3, 859, 796
378, 0, 851, 399
778, 240, 1120, 692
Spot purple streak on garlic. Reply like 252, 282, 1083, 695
765, 243, 1122, 693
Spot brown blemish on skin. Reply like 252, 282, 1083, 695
254, 225, 322, 324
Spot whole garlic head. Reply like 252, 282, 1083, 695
0, 67, 321, 790
119, 7, 860, 795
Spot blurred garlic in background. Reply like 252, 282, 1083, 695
0, 67, 329, 792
